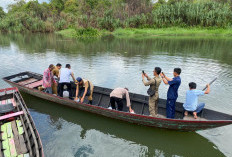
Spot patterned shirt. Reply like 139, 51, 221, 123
42, 68, 55, 88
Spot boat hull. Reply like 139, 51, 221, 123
0, 87, 44, 157
5, 80, 232, 131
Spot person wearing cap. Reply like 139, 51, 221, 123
52, 63, 62, 95
58, 64, 75, 99
110, 87, 134, 113
75, 77, 94, 104
42, 64, 56, 94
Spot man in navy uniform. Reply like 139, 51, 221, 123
160, 68, 181, 119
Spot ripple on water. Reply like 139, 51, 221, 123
1, 35, 232, 157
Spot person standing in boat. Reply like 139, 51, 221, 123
160, 68, 181, 119
58, 64, 75, 99
42, 64, 56, 94
52, 63, 62, 95
183, 82, 210, 119
75, 77, 94, 105
110, 87, 134, 113
142, 67, 162, 117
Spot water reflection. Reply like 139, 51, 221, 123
0, 33, 232, 65
0, 33, 232, 156
25, 94, 224, 157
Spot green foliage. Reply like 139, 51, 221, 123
1, 0, 232, 34
0, 7, 5, 19
64, 0, 78, 14
75, 27, 100, 37
55, 19, 67, 30
50, 0, 65, 13
7, 0, 26, 14
152, 1, 232, 28
98, 10, 121, 31
124, 14, 147, 28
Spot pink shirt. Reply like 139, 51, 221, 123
42, 68, 55, 88
110, 88, 131, 107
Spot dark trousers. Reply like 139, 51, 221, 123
166, 98, 177, 119
58, 83, 72, 98
110, 97, 123, 111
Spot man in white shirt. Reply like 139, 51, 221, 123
58, 64, 75, 99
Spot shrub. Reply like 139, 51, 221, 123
75, 27, 100, 37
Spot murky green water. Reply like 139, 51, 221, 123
0, 33, 232, 157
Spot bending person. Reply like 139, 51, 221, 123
75, 77, 94, 105
183, 82, 210, 119
110, 87, 134, 113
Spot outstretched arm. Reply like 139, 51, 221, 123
160, 72, 171, 85
81, 82, 89, 103
204, 84, 210, 94
71, 72, 75, 82
125, 90, 134, 113
142, 73, 155, 86
75, 84, 79, 101
125, 90, 131, 108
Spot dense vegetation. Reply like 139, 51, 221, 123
0, 0, 232, 34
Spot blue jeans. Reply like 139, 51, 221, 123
166, 98, 177, 119
45, 87, 52, 94
195, 103, 205, 113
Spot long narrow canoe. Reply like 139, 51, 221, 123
0, 87, 43, 157
3, 71, 232, 131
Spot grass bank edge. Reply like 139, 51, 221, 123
56, 27, 232, 38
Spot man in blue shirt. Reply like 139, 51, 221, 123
160, 68, 181, 119
183, 82, 210, 119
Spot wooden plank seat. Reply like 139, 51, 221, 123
0, 99, 16, 106
1, 120, 28, 157
0, 111, 24, 121
12, 120, 27, 154
0, 100, 6, 105
18, 78, 38, 86
0, 99, 14, 113
26, 80, 43, 88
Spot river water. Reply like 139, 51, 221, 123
0, 33, 231, 157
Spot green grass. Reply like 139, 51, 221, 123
113, 27, 232, 37
56, 29, 77, 38
56, 28, 110, 38
57, 27, 232, 38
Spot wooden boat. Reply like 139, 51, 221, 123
3, 71, 232, 131
0, 87, 43, 157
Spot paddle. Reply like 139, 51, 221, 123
202, 77, 217, 91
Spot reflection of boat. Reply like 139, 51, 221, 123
0, 87, 43, 157
3, 71, 232, 131
23, 94, 225, 157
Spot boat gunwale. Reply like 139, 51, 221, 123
0, 87, 44, 157
3, 78, 232, 125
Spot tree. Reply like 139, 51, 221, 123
0, 7, 5, 19
64, 0, 79, 14
50, 0, 65, 13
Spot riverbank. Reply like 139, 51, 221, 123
57, 27, 232, 38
